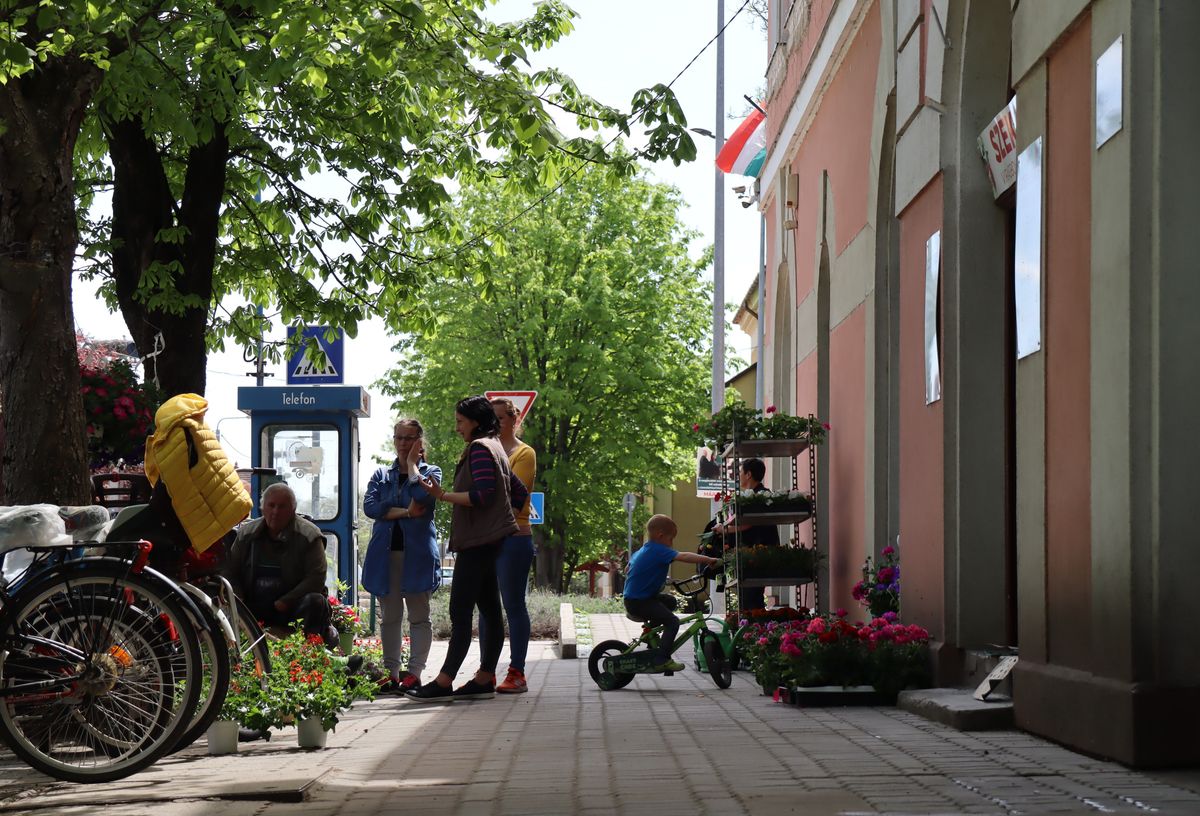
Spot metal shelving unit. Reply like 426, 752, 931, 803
722, 419, 820, 616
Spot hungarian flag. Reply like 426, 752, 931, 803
716, 107, 766, 177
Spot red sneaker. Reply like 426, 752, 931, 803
398, 672, 420, 691
496, 668, 527, 694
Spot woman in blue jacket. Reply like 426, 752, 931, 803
362, 418, 442, 692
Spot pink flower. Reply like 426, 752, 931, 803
806, 618, 826, 635
882, 545, 895, 557
756, 637, 769, 646
835, 608, 848, 618
822, 422, 831, 430
94, 388, 108, 398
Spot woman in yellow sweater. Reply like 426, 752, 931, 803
489, 398, 537, 693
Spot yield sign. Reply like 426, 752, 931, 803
485, 390, 538, 424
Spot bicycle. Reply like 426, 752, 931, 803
0, 523, 205, 783
588, 566, 732, 691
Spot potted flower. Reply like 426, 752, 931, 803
737, 618, 812, 695
209, 658, 274, 754
860, 614, 932, 701
250, 629, 375, 748
329, 597, 366, 654
852, 544, 901, 617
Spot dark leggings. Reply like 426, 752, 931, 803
440, 542, 504, 678
624, 595, 680, 663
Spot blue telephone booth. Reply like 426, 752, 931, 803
237, 386, 370, 604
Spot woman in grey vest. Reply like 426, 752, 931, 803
406, 395, 529, 702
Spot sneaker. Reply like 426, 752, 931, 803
496, 668, 527, 694
405, 681, 454, 704
398, 672, 420, 691
655, 659, 686, 673
452, 678, 495, 700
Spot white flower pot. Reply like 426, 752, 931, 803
206, 720, 239, 755
296, 716, 329, 749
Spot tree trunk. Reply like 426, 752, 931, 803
107, 117, 229, 398
0, 59, 100, 504
535, 519, 566, 592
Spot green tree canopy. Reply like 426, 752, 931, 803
0, 0, 696, 502
380, 162, 711, 590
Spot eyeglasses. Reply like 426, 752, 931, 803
394, 435, 421, 442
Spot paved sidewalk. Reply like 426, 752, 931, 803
0, 615, 1197, 815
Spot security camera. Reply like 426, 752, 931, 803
732, 185, 746, 194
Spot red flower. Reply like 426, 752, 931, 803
822, 422, 831, 430
765, 405, 777, 414
692, 423, 700, 432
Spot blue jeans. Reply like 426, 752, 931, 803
482, 534, 535, 671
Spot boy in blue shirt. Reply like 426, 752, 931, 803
624, 514, 721, 672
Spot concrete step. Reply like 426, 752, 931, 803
898, 687, 1014, 731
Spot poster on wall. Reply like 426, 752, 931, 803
924, 230, 942, 405
978, 98, 1019, 199
696, 447, 725, 499
1015, 138, 1043, 359
1096, 36, 1123, 148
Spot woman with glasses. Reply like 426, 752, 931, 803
362, 418, 442, 693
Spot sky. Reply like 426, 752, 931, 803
71, 0, 768, 493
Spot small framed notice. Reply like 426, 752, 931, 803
973, 655, 1018, 701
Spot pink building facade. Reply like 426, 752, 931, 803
756, 0, 1200, 766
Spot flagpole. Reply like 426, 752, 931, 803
712, 0, 725, 415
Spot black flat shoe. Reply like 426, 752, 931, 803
452, 679, 495, 700
405, 681, 454, 703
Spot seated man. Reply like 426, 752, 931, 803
223, 483, 334, 647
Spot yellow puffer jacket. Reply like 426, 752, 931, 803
144, 394, 252, 553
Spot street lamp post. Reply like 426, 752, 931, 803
712, 0, 725, 416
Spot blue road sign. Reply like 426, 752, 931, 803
286, 327, 344, 385
529, 492, 544, 525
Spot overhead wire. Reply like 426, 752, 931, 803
412, 0, 754, 268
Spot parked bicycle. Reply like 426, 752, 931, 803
0, 506, 206, 783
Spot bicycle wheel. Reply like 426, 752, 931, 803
169, 601, 231, 753
700, 632, 732, 689
0, 566, 202, 783
229, 594, 271, 675
587, 640, 635, 691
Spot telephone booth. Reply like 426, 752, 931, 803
237, 386, 369, 604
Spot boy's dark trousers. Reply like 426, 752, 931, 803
624, 594, 679, 664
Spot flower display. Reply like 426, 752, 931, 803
852, 544, 901, 617
740, 611, 932, 699
224, 628, 375, 733
78, 351, 159, 470
693, 396, 829, 451
724, 544, 819, 580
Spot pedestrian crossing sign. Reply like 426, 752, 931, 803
528, 492, 544, 525
287, 327, 344, 384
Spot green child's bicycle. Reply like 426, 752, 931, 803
588, 567, 733, 691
